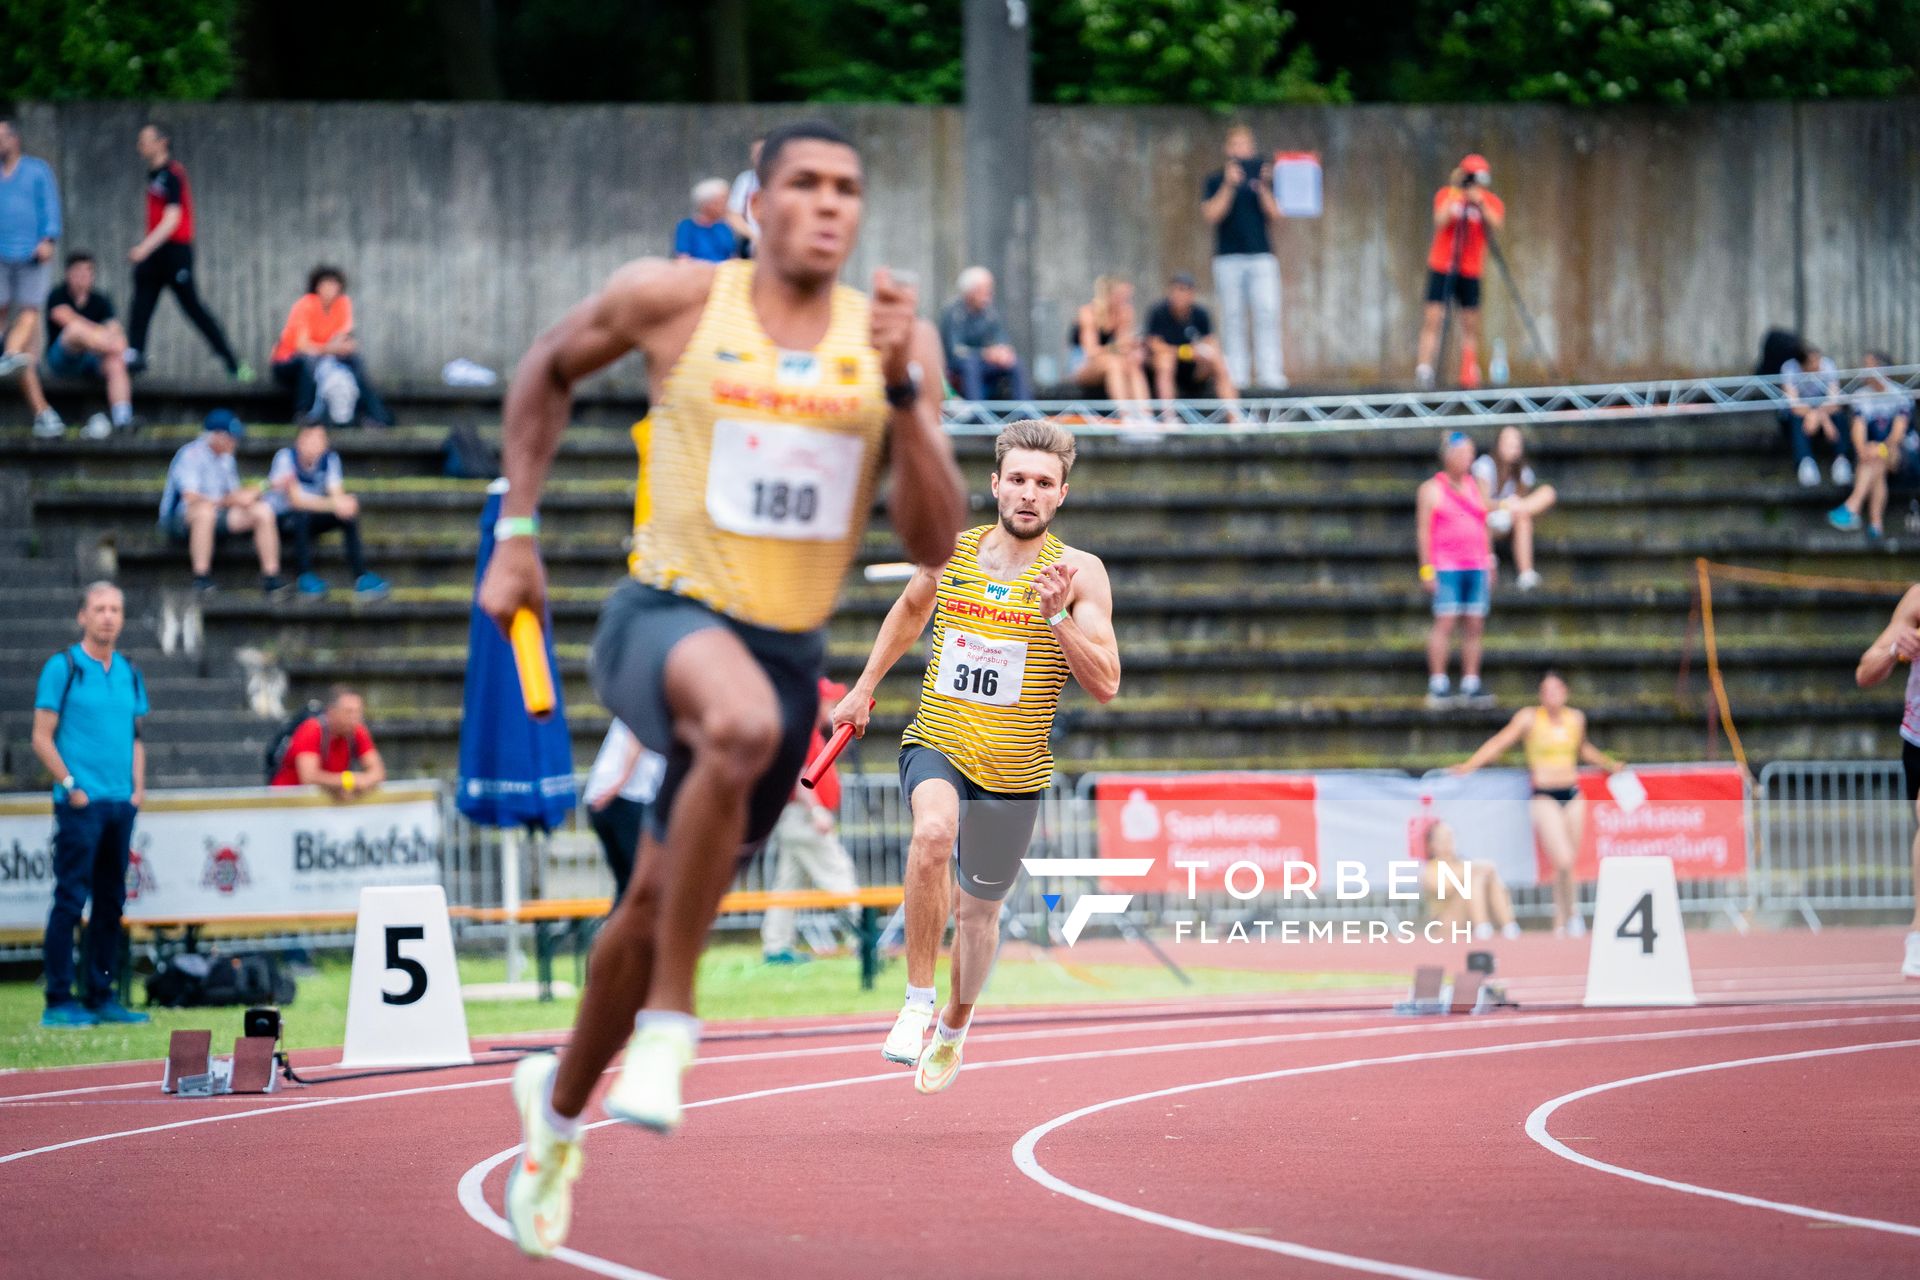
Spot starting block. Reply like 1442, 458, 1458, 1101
1393, 956, 1522, 1016
1393, 965, 1449, 1015
162, 1030, 279, 1096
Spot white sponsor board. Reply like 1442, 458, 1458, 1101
0, 782, 444, 930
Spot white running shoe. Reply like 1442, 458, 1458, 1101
1567, 913, 1588, 938
1474, 922, 1494, 941
1796, 457, 1820, 487
32, 407, 64, 438
882, 1002, 934, 1066
1833, 455, 1854, 486
504, 1053, 585, 1259
1501, 921, 1523, 940
1415, 362, 1435, 390
1903, 931, 1920, 979
81, 413, 113, 441
604, 1019, 697, 1133
914, 1027, 966, 1094
1516, 569, 1542, 591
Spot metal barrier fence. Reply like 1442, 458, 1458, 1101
1754, 760, 1917, 926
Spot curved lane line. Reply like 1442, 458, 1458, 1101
1008, 1017, 1920, 1279
1523, 1038, 1920, 1237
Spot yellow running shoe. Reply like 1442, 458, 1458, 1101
882, 1002, 934, 1066
604, 1019, 697, 1133
913, 1028, 966, 1094
505, 1053, 585, 1259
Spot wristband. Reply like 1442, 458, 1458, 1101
494, 516, 540, 542
1418, 565, 1436, 582
1047, 607, 1071, 627
341, 770, 355, 794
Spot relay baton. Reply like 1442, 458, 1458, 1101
800, 699, 872, 790
509, 608, 556, 721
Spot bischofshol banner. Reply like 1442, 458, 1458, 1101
0, 783, 445, 931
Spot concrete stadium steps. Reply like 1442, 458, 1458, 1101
4, 412, 1911, 786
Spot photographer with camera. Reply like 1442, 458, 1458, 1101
1201, 124, 1285, 392
1415, 154, 1505, 390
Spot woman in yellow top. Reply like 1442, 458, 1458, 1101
1450, 671, 1625, 936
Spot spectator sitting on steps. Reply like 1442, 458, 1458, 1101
1780, 342, 1854, 489
158, 410, 286, 598
269, 685, 386, 799
1419, 820, 1520, 942
938, 266, 1033, 403
1145, 271, 1238, 414
267, 422, 390, 599
44, 251, 136, 438
270, 266, 395, 427
1829, 351, 1912, 539
1471, 425, 1555, 591
1068, 275, 1150, 406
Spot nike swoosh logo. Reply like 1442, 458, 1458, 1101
972, 876, 1006, 885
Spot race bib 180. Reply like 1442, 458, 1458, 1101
706, 418, 866, 541
934, 630, 1028, 707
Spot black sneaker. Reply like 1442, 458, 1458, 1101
192, 575, 218, 596
262, 574, 291, 599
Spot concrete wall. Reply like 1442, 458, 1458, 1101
17, 99, 1917, 393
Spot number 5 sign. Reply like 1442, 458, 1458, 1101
1582, 856, 1697, 1007
341, 885, 473, 1066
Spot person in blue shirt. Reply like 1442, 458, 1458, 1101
672, 179, 737, 263
31, 583, 150, 1028
0, 118, 65, 438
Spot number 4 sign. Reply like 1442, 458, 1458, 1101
341, 885, 474, 1066
1582, 856, 1697, 1007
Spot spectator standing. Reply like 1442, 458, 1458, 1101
0, 118, 65, 438
1472, 425, 1555, 591
1830, 351, 1912, 538
1417, 432, 1495, 707
1414, 154, 1506, 390
270, 266, 395, 427
938, 266, 1033, 402
1200, 124, 1285, 391
267, 423, 390, 599
1068, 276, 1151, 405
158, 410, 285, 597
725, 136, 764, 257
1780, 343, 1854, 488
268, 685, 386, 796
1145, 272, 1238, 409
584, 720, 665, 902
125, 123, 249, 381
673, 180, 738, 264
31, 583, 150, 1028
760, 677, 863, 966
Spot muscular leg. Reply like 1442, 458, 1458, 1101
902, 779, 959, 990
1460, 615, 1485, 681
7, 309, 50, 415
550, 834, 665, 1115
1531, 795, 1577, 929
1416, 301, 1446, 371
185, 499, 218, 575
1910, 794, 1920, 932
941, 888, 1001, 1032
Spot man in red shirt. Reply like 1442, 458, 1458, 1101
125, 123, 248, 381
270, 685, 387, 798
1414, 153, 1506, 390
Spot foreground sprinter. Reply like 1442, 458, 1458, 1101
834, 419, 1120, 1092
1854, 582, 1920, 978
481, 119, 966, 1258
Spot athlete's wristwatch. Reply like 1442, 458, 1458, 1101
884, 361, 922, 410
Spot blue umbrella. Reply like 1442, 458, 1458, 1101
457, 480, 577, 830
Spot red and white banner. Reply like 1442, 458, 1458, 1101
1562, 764, 1747, 882
1094, 765, 1747, 891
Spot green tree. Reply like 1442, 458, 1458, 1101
1063, 0, 1349, 106
1426, 0, 1918, 105
1, 0, 238, 100
781, 0, 966, 103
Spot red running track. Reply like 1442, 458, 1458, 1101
4, 996, 1919, 1279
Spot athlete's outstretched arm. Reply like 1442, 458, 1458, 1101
874, 273, 967, 566
480, 260, 705, 632
1450, 708, 1531, 775
1857, 585, 1920, 688
1039, 555, 1121, 704
833, 564, 943, 737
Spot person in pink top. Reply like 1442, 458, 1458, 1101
1854, 583, 1920, 977
1416, 431, 1494, 707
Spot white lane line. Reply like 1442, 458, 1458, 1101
1007, 1014, 1920, 1280
1524, 1039, 1920, 1237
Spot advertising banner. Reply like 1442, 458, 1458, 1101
0, 783, 445, 931
1561, 764, 1748, 883
1095, 773, 1318, 892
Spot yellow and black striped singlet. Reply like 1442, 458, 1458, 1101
902, 526, 1071, 793
627, 259, 889, 632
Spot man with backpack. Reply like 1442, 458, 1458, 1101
30, 582, 149, 1028
268, 685, 386, 797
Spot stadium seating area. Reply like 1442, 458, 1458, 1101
1, 408, 1912, 790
